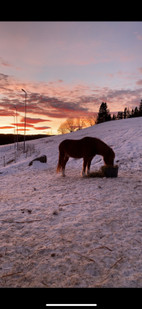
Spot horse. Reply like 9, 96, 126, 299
56, 136, 115, 176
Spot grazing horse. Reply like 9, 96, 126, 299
56, 136, 115, 176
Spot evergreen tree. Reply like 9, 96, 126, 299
117, 111, 123, 120
96, 102, 111, 124
124, 107, 130, 119
112, 114, 116, 120
124, 107, 127, 119
130, 109, 134, 118
139, 99, 142, 116
134, 107, 139, 117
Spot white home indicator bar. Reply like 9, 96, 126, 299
46, 305, 97, 307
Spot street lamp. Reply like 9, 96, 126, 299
21, 88, 27, 152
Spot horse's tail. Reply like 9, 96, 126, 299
56, 150, 63, 173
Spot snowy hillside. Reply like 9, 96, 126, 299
0, 117, 142, 287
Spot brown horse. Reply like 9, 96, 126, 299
57, 136, 115, 176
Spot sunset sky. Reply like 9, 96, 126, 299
0, 21, 142, 135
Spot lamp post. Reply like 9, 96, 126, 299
21, 88, 27, 152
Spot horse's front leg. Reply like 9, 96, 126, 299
86, 156, 94, 175
82, 157, 88, 176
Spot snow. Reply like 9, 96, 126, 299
0, 117, 142, 287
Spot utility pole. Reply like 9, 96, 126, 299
14, 105, 19, 151
21, 88, 27, 152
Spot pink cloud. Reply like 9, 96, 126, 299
136, 79, 142, 86
0, 71, 142, 135
0, 57, 12, 68
138, 67, 142, 73
136, 33, 142, 41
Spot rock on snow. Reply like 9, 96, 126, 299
0, 117, 142, 287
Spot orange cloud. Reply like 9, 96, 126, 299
0, 126, 14, 129
11, 123, 34, 128
20, 117, 51, 124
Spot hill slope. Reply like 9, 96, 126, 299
0, 117, 142, 287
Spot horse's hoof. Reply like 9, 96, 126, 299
81, 171, 85, 177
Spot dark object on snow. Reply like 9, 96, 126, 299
29, 155, 47, 166
88, 165, 118, 178
101, 165, 118, 177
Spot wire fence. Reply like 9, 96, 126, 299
0, 144, 38, 168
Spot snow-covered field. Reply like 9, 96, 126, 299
0, 117, 142, 287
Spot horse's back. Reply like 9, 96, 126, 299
58, 137, 97, 158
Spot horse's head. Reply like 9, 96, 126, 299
104, 148, 115, 166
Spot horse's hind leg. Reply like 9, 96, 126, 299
57, 150, 67, 175
62, 155, 69, 177
56, 151, 63, 173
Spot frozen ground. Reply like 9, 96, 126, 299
0, 117, 142, 287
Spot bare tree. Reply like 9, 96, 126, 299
65, 118, 76, 132
58, 115, 97, 135
58, 122, 69, 134
58, 118, 77, 134
75, 117, 85, 130
85, 114, 96, 126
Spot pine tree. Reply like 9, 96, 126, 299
134, 107, 139, 117
130, 109, 134, 118
124, 107, 130, 119
124, 107, 127, 119
96, 102, 111, 124
117, 111, 123, 120
112, 114, 116, 120
139, 99, 142, 116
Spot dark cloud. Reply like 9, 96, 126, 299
24, 93, 89, 119
0, 109, 15, 116
0, 73, 9, 81
34, 126, 51, 130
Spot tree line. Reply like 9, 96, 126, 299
58, 100, 142, 134
96, 100, 142, 124
0, 134, 49, 146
